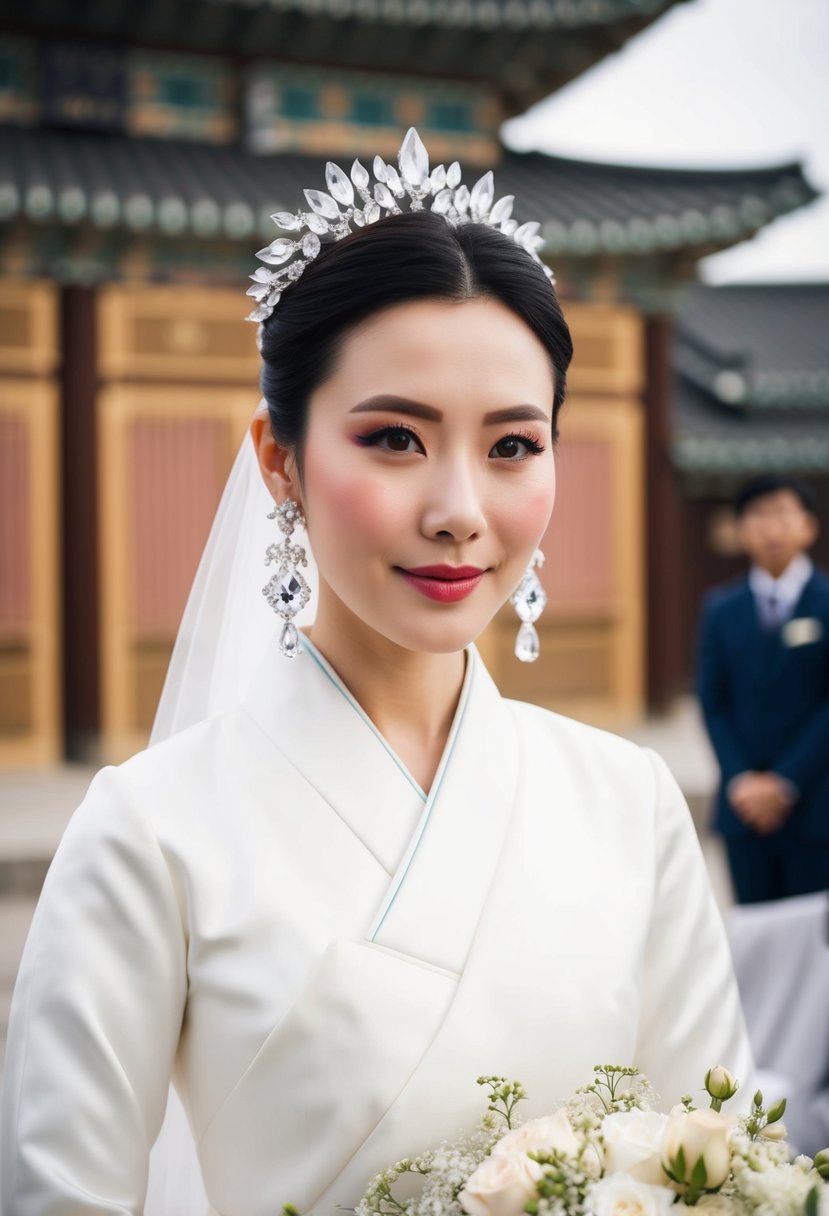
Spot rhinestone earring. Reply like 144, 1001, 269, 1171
510, 549, 547, 663
262, 499, 311, 658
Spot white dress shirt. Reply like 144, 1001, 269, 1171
749, 553, 813, 631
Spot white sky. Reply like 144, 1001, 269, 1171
503, 0, 829, 283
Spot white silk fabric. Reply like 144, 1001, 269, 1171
1, 637, 754, 1215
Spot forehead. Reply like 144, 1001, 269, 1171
319, 296, 554, 409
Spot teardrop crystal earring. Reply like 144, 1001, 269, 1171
510, 549, 547, 663
262, 499, 311, 658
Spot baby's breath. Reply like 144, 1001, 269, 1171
347, 1066, 828, 1216
356, 1116, 503, 1216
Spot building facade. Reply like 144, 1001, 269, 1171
0, 0, 818, 762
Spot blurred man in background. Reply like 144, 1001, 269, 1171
697, 473, 829, 903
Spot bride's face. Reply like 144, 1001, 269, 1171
295, 296, 556, 655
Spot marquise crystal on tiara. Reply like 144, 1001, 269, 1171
246, 127, 554, 328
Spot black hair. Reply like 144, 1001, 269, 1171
734, 473, 817, 518
259, 210, 573, 455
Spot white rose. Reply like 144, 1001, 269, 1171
695, 1194, 744, 1215
602, 1111, 669, 1186
588, 1174, 676, 1216
662, 1109, 732, 1190
459, 1152, 539, 1216
494, 1112, 580, 1162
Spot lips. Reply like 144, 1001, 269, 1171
397, 564, 486, 603
404, 565, 485, 579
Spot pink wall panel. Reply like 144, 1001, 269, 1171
541, 439, 615, 613
0, 414, 31, 633
129, 419, 227, 634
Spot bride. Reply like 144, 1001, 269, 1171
1, 131, 752, 1215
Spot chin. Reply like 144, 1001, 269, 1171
382, 614, 496, 657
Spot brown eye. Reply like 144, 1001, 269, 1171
356, 425, 425, 454
385, 430, 415, 452
489, 433, 545, 461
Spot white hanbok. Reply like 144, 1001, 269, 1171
1, 634, 752, 1215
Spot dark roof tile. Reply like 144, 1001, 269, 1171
0, 127, 818, 260
673, 284, 829, 474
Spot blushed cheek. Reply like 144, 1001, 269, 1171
508, 483, 556, 547
304, 454, 408, 546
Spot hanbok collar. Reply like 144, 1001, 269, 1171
241, 632, 475, 877
242, 633, 517, 974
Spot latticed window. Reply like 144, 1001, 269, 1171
352, 92, 392, 126
429, 100, 472, 132
281, 85, 317, 120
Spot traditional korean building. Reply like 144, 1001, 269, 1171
0, 0, 819, 763
670, 282, 829, 693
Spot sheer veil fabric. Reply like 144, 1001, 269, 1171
150, 404, 318, 745
145, 407, 317, 1215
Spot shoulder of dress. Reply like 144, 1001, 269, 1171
505, 697, 651, 769
114, 707, 246, 779
79, 707, 262, 834
502, 701, 678, 834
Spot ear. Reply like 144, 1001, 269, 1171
250, 412, 302, 507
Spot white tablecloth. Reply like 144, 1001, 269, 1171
728, 890, 829, 1156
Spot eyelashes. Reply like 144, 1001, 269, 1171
492, 431, 546, 458
355, 424, 547, 460
355, 425, 425, 454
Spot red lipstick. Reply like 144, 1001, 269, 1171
398, 564, 486, 603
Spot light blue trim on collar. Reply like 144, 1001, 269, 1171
367, 650, 477, 943
301, 635, 428, 802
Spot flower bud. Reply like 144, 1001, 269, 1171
814, 1149, 829, 1179
759, 1121, 788, 1142
704, 1067, 738, 1104
766, 1098, 787, 1124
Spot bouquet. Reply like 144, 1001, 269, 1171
349, 1067, 829, 1216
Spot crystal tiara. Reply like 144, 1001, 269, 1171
246, 127, 553, 328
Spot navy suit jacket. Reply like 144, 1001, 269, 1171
697, 565, 829, 841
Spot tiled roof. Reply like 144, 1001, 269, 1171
204, 0, 677, 28
502, 153, 818, 258
0, 127, 817, 262
0, 0, 684, 115
673, 285, 829, 475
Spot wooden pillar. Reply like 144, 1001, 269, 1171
61, 286, 100, 760
644, 314, 683, 711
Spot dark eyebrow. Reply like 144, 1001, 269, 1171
349, 396, 550, 426
349, 395, 442, 422
482, 405, 551, 425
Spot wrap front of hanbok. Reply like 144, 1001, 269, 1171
1, 639, 752, 1215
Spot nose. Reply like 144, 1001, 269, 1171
420, 457, 487, 543
761, 517, 787, 544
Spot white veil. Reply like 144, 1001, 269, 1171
150, 404, 318, 746
145, 405, 317, 1216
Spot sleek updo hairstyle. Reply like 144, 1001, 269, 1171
259, 209, 573, 455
